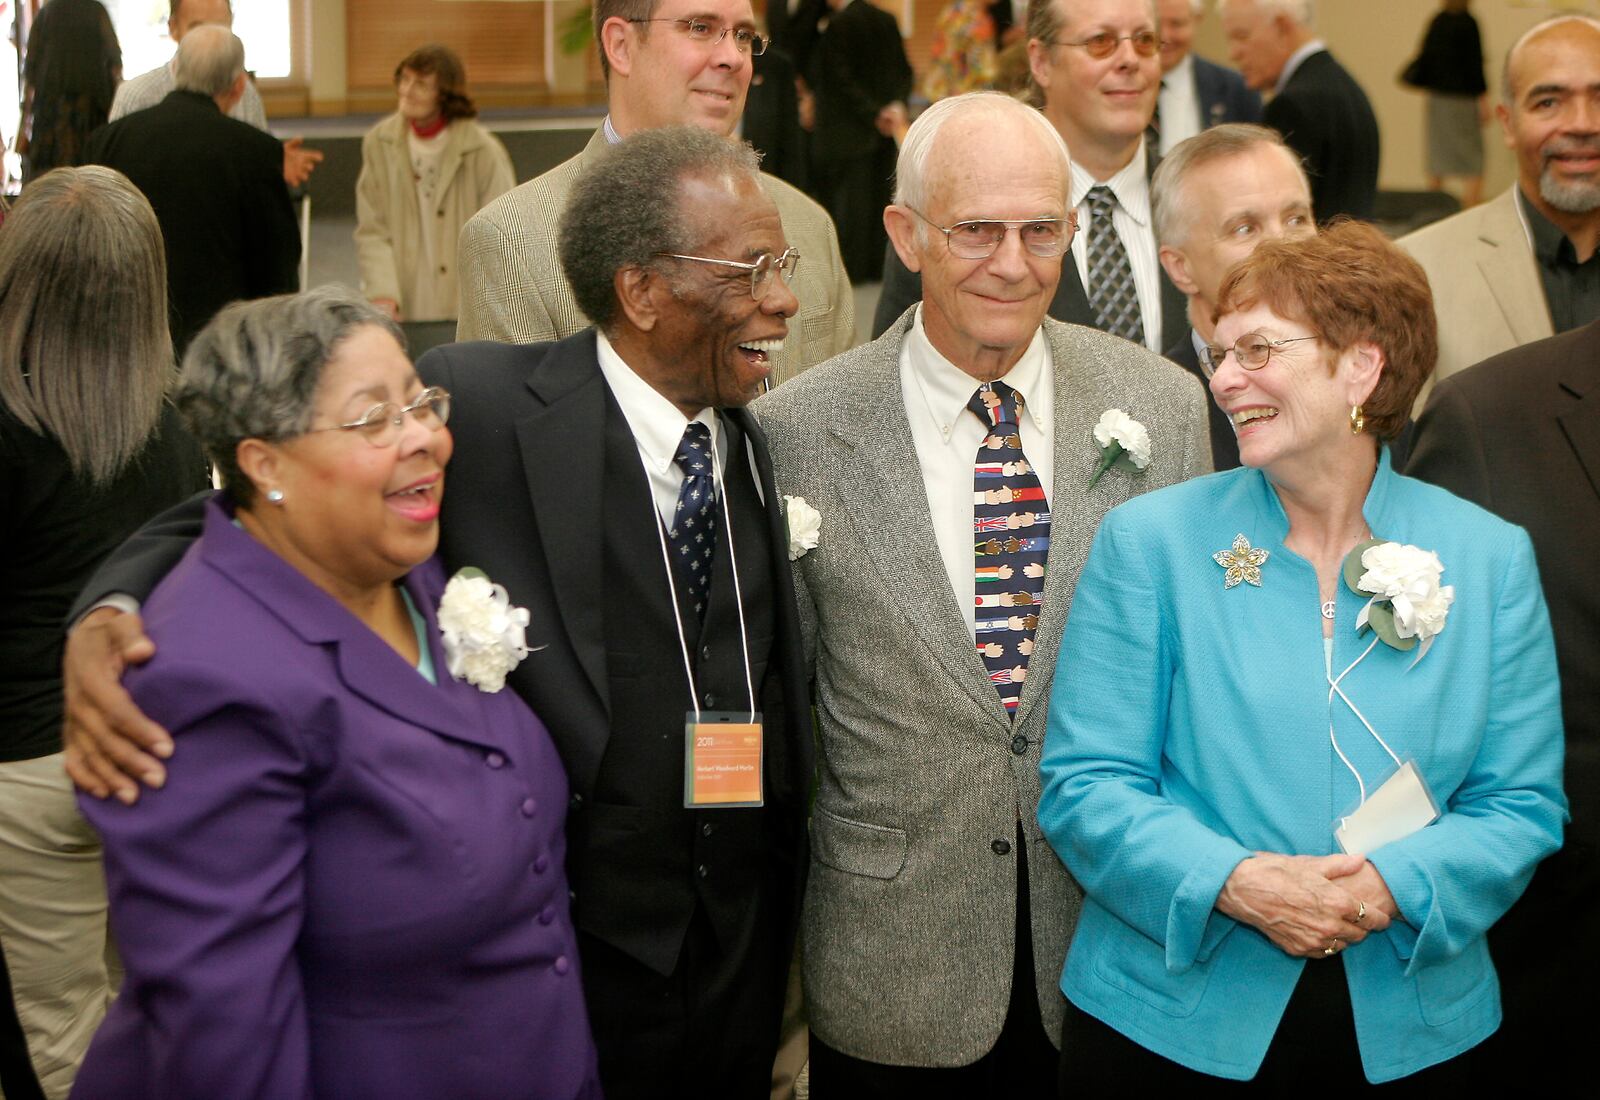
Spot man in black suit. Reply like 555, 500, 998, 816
1219, 0, 1380, 223
806, 0, 912, 281
1154, 0, 1261, 154
742, 45, 808, 192
1406, 323, 1600, 1077
59, 129, 812, 1100
1151, 123, 1313, 469
873, 0, 1188, 349
84, 24, 299, 356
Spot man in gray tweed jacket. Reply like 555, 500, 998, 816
755, 92, 1212, 1092
457, 0, 855, 386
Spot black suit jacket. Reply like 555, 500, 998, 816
1406, 321, 1600, 1058
1192, 54, 1262, 129
84, 90, 299, 355
743, 47, 808, 192
1263, 50, 1380, 224
807, 0, 912, 164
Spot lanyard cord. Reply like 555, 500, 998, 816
644, 418, 757, 722
1326, 635, 1403, 807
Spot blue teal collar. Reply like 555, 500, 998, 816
1245, 446, 1397, 545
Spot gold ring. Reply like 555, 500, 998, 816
1322, 946, 1336, 957
1355, 901, 1367, 923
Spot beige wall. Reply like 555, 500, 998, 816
1193, 1, 1598, 199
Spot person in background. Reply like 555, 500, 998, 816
112, 0, 322, 189
0, 166, 208, 1100
356, 44, 515, 324
1153, 0, 1261, 155
16, 0, 120, 184
1038, 221, 1565, 1087
69, 288, 601, 1100
1151, 122, 1314, 468
1401, 0, 1488, 208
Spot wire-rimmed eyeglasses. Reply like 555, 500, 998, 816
1047, 30, 1162, 59
628, 17, 770, 55
304, 387, 451, 448
654, 247, 801, 300
904, 206, 1077, 259
1199, 334, 1318, 378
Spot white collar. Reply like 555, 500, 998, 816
1070, 142, 1152, 227
904, 306, 1052, 443
1276, 40, 1326, 95
602, 115, 624, 145
1166, 53, 1195, 88
594, 330, 721, 477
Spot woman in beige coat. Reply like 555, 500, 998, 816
355, 45, 515, 322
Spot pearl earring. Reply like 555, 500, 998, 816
266, 489, 285, 504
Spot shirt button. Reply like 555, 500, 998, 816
569, 792, 583, 810
538, 904, 556, 926
1010, 734, 1028, 756
701, 822, 715, 837
486, 752, 506, 769
697, 863, 709, 879
991, 838, 1012, 855
520, 797, 537, 817
553, 955, 571, 975
702, 692, 717, 708
533, 854, 549, 874
701, 646, 712, 660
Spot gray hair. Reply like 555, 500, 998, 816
1502, 15, 1600, 105
894, 92, 1072, 218
1219, 0, 1313, 26
0, 167, 172, 485
559, 126, 762, 332
1151, 123, 1307, 244
174, 23, 245, 97
176, 287, 401, 504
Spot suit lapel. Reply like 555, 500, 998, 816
828, 334, 1012, 725
1474, 191, 1555, 345
1051, 261, 1099, 327
514, 332, 611, 714
1558, 337, 1600, 505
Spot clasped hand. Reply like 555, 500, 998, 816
1216, 852, 1402, 959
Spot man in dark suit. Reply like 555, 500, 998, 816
1219, 0, 1380, 223
1151, 123, 1313, 469
742, 45, 808, 192
59, 129, 812, 1100
874, 0, 1188, 351
1406, 323, 1600, 1077
1154, 0, 1261, 154
806, 0, 912, 281
84, 24, 299, 356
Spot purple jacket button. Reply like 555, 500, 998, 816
520, 797, 537, 817
486, 752, 506, 769
553, 955, 571, 975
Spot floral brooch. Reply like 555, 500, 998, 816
1089, 409, 1152, 489
437, 567, 533, 692
783, 494, 821, 561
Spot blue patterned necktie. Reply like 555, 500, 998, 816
1086, 185, 1146, 345
970, 381, 1050, 716
667, 422, 717, 621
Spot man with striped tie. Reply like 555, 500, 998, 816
755, 92, 1210, 1093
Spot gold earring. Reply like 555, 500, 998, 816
1349, 405, 1365, 435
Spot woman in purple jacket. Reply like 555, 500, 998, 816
72, 289, 601, 1099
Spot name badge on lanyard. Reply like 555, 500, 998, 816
685, 712, 765, 807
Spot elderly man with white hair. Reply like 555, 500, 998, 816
1219, 0, 1379, 221
755, 90, 1210, 1094
1153, 0, 1261, 154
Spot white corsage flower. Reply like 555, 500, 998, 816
783, 494, 822, 561
1089, 408, 1152, 488
437, 568, 533, 692
1343, 540, 1456, 665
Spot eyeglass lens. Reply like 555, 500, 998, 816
947, 221, 1069, 260
351, 390, 450, 447
1076, 31, 1161, 59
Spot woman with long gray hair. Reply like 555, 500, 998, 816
0, 166, 207, 1100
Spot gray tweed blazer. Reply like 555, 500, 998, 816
455, 129, 857, 385
753, 309, 1213, 1066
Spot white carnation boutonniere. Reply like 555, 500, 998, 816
1089, 408, 1152, 489
1343, 540, 1456, 666
783, 494, 821, 561
437, 567, 535, 692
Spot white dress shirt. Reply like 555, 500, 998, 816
1069, 144, 1164, 352
1275, 39, 1326, 95
899, 307, 1056, 636
595, 330, 726, 525
1158, 53, 1203, 156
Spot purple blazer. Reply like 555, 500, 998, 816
73, 499, 601, 1100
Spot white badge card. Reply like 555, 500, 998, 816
1334, 759, 1441, 856
684, 712, 765, 809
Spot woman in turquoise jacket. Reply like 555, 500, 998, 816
1038, 222, 1566, 1087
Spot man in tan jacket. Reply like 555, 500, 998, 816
457, 0, 856, 385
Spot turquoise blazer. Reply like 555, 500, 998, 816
1038, 452, 1567, 1082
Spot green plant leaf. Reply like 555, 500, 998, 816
454, 566, 488, 581
559, 6, 595, 56
1343, 537, 1385, 596
1366, 600, 1417, 651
